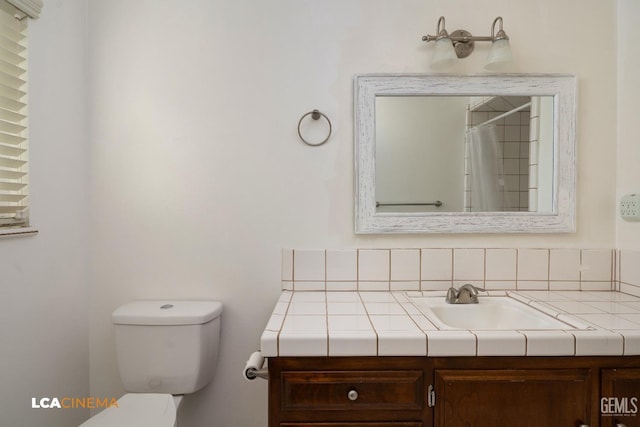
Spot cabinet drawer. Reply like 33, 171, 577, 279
281, 423, 422, 427
281, 370, 424, 412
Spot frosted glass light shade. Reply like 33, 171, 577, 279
431, 38, 457, 69
485, 38, 513, 69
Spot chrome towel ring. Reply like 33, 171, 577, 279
297, 109, 332, 146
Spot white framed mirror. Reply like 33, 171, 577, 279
354, 74, 577, 234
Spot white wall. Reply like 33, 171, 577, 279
0, 0, 90, 426
85, 1, 618, 426
616, 0, 640, 249
0, 1, 627, 426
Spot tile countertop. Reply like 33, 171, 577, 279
260, 290, 640, 357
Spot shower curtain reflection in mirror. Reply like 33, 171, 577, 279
467, 124, 513, 212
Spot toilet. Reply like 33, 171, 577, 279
80, 300, 223, 427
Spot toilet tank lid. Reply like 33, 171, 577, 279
112, 300, 223, 326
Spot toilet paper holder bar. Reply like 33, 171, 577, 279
246, 366, 269, 380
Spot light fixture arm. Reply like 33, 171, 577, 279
435, 16, 448, 40
491, 16, 509, 41
422, 16, 509, 59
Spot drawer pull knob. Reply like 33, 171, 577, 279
347, 389, 359, 401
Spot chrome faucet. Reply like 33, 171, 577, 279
445, 284, 484, 304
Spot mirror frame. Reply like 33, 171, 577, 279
354, 74, 577, 234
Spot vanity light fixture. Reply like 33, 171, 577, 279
422, 16, 512, 69
429, 17, 457, 69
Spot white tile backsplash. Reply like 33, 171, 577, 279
486, 249, 517, 281
291, 292, 326, 302
326, 250, 357, 281
517, 280, 549, 291
517, 249, 549, 281
391, 281, 419, 291
358, 249, 390, 281
581, 249, 613, 282
421, 249, 452, 281
282, 248, 625, 293
549, 249, 581, 281
282, 249, 293, 281
326, 281, 357, 291
293, 249, 325, 281
420, 280, 453, 291
581, 281, 613, 291
293, 281, 325, 291
549, 281, 580, 291
358, 281, 390, 291
453, 249, 485, 282
620, 250, 640, 297
485, 280, 517, 290
390, 249, 420, 281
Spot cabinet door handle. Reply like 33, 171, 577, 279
347, 389, 358, 401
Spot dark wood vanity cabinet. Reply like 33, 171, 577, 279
269, 356, 640, 427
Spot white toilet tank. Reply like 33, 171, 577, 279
112, 300, 223, 395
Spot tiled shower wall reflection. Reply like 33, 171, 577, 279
464, 97, 531, 212
282, 248, 616, 292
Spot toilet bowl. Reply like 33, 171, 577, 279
78, 300, 222, 427
79, 393, 182, 427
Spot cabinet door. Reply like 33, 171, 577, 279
434, 369, 594, 427
602, 369, 640, 427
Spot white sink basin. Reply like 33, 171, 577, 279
410, 296, 576, 330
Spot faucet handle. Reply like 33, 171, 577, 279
445, 287, 457, 304
474, 285, 487, 296
459, 283, 484, 294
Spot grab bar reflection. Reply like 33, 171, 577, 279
376, 201, 443, 207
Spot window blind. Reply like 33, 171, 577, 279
6, 0, 42, 19
0, 0, 28, 228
